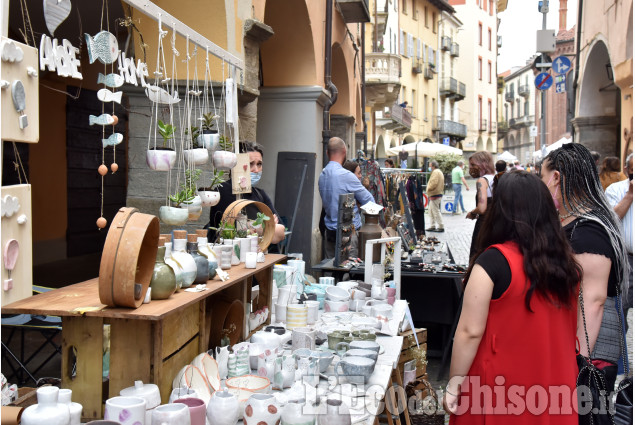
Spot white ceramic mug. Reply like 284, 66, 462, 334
245, 252, 257, 269
151, 403, 190, 425
305, 300, 320, 324
274, 303, 287, 323
291, 327, 316, 351
105, 396, 146, 425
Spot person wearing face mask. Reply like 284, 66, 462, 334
467, 151, 496, 259
540, 143, 631, 393
207, 141, 286, 245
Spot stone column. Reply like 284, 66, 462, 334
571, 115, 620, 158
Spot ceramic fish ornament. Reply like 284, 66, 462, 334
145, 85, 181, 104
89, 114, 116, 126
102, 133, 123, 147
84, 31, 119, 64
97, 88, 123, 104
97, 72, 124, 88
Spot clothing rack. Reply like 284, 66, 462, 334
381, 168, 428, 174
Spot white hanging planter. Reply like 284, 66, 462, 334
184, 148, 210, 166
147, 148, 177, 171
198, 190, 221, 207
198, 131, 220, 151
213, 151, 237, 171
159, 206, 189, 225
180, 195, 203, 221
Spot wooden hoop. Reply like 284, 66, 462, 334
221, 199, 275, 251
99, 207, 160, 308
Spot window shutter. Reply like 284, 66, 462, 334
400, 30, 405, 56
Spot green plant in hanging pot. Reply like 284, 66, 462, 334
198, 112, 220, 151
147, 120, 177, 171
169, 169, 204, 221
248, 212, 271, 236
198, 170, 227, 207
184, 124, 209, 166
213, 135, 237, 170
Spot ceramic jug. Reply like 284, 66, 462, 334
150, 246, 177, 300
187, 237, 209, 285
282, 399, 316, 425
151, 403, 191, 425
164, 242, 185, 289
21, 386, 71, 425
104, 396, 146, 425
172, 232, 197, 288
243, 394, 281, 425
317, 399, 350, 425
197, 237, 218, 279
216, 346, 230, 380
207, 389, 240, 425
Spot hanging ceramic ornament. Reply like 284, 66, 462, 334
145, 85, 180, 104
3, 239, 19, 291
97, 88, 123, 104
84, 31, 119, 65
43, 0, 72, 36
102, 133, 123, 147
97, 72, 124, 88
231, 154, 252, 195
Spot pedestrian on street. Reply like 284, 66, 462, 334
444, 171, 580, 424
540, 143, 631, 392
319, 137, 374, 259
426, 160, 445, 232
492, 159, 507, 194
599, 156, 627, 190
605, 153, 633, 327
467, 151, 495, 260
451, 160, 469, 215
384, 158, 394, 168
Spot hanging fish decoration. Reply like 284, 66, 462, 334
102, 133, 123, 147
97, 88, 123, 104
97, 73, 124, 88
84, 31, 119, 65
145, 85, 181, 105
89, 114, 116, 126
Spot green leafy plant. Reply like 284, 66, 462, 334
432, 152, 465, 175
209, 170, 227, 190
169, 169, 202, 207
185, 126, 201, 148
157, 120, 175, 148
201, 112, 217, 132
219, 135, 233, 152
252, 212, 270, 228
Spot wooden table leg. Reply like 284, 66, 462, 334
392, 369, 411, 425
62, 316, 103, 421
109, 318, 152, 398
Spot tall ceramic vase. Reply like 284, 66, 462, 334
243, 394, 281, 425
172, 231, 197, 288
187, 236, 209, 285
21, 386, 71, 425
164, 242, 185, 289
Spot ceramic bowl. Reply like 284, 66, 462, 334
336, 281, 358, 291
325, 286, 350, 302
226, 375, 271, 394
349, 289, 367, 300
310, 351, 335, 373
334, 356, 375, 385
324, 299, 349, 313
146, 148, 176, 171
152, 402, 190, 425
293, 348, 312, 359
348, 340, 380, 353
344, 348, 378, 361
184, 148, 210, 165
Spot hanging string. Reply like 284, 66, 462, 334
18, 0, 36, 46
11, 142, 29, 185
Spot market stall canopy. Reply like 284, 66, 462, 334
386, 141, 462, 158
532, 136, 573, 160
497, 151, 517, 162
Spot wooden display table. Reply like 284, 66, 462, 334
2, 254, 286, 421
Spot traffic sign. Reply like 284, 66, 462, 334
442, 137, 450, 146
535, 72, 553, 90
552, 56, 571, 74
555, 74, 566, 93
532, 54, 552, 71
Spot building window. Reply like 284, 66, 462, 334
505, 104, 508, 122
478, 96, 483, 125
432, 13, 437, 33
524, 100, 529, 116
488, 61, 492, 83
402, 86, 407, 104
478, 57, 482, 80
516, 99, 520, 117
478, 23, 483, 45
489, 0, 494, 15
424, 6, 428, 27
412, 89, 416, 117
402, 0, 407, 14
400, 30, 405, 56
432, 98, 436, 122
424, 94, 428, 121
488, 99, 492, 127
488, 28, 492, 50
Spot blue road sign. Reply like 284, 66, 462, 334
535, 72, 553, 90
552, 55, 571, 74
445, 202, 454, 212
442, 137, 450, 146
555, 74, 566, 93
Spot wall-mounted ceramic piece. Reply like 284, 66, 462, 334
1, 195, 20, 217
1, 40, 23, 63
3, 239, 19, 291
43, 0, 72, 36
231, 153, 251, 195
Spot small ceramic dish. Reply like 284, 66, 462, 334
225, 375, 271, 394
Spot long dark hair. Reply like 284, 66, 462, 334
464, 170, 581, 310
543, 143, 630, 294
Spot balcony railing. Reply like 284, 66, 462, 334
518, 84, 530, 97
379, 104, 412, 134
423, 65, 434, 80
450, 42, 459, 57
336, 0, 371, 23
434, 116, 468, 138
509, 115, 535, 128
365, 52, 401, 84
497, 121, 509, 133
489, 121, 496, 134
441, 36, 451, 51
412, 61, 423, 74
439, 78, 466, 101
479, 119, 488, 132
505, 91, 514, 103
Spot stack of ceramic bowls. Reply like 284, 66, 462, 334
324, 286, 350, 312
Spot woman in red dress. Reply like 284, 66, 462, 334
444, 171, 581, 424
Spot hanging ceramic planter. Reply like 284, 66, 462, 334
159, 206, 189, 226
199, 130, 220, 151
213, 151, 237, 171
180, 195, 203, 221
146, 147, 177, 171
198, 190, 221, 207
184, 148, 210, 166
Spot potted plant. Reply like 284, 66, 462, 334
198, 112, 220, 151
184, 126, 209, 166
147, 120, 177, 171
198, 170, 227, 207
168, 169, 203, 221
213, 135, 237, 170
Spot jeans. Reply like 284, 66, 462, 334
452, 183, 465, 213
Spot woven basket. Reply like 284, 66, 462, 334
405, 379, 445, 425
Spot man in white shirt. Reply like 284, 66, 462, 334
605, 153, 633, 320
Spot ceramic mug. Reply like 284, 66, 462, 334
319, 276, 335, 286
305, 300, 319, 325
349, 289, 366, 300
286, 304, 307, 329
274, 303, 287, 323
151, 403, 190, 425
174, 398, 206, 425
334, 356, 375, 385
344, 349, 378, 362
324, 299, 349, 313
292, 327, 316, 351
348, 340, 380, 353
387, 296, 396, 305
278, 285, 298, 305
386, 287, 396, 297
105, 396, 146, 425
349, 299, 365, 312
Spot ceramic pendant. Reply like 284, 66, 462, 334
3, 239, 19, 291
1, 195, 20, 217
1, 40, 24, 63
11, 80, 28, 128
43, 0, 72, 36
84, 31, 119, 65
89, 114, 116, 126
145, 85, 180, 104
97, 88, 123, 104
102, 133, 123, 147
98, 72, 124, 88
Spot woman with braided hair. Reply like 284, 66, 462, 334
540, 142, 631, 390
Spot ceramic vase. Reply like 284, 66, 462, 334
147, 148, 176, 171
243, 394, 280, 425
187, 241, 209, 285
235, 347, 250, 376
21, 386, 71, 425
227, 239, 240, 265
248, 235, 259, 253
216, 345, 230, 380
212, 245, 232, 270
151, 403, 191, 425
150, 246, 177, 300
181, 196, 203, 221
57, 389, 82, 425
238, 238, 251, 263
207, 389, 240, 425
318, 399, 350, 425
104, 396, 146, 425
197, 237, 218, 279
282, 399, 315, 425
120, 380, 161, 425
164, 242, 185, 290
174, 398, 206, 425
172, 238, 197, 288
213, 151, 238, 171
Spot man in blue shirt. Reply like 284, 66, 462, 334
319, 137, 375, 259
